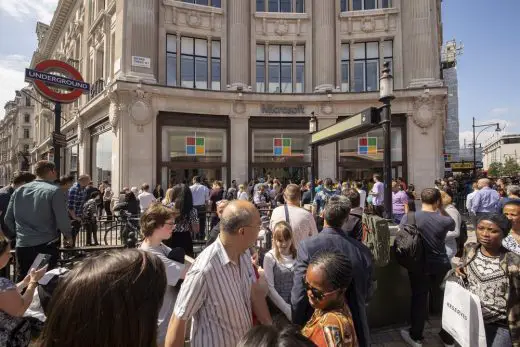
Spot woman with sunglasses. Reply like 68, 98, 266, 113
302, 251, 358, 347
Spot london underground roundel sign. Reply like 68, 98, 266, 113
25, 60, 90, 104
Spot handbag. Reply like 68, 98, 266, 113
442, 280, 486, 347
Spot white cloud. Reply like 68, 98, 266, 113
0, 54, 31, 119
0, 0, 58, 23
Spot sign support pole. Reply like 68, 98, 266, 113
54, 102, 62, 174
381, 100, 393, 220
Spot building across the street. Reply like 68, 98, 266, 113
28, 0, 447, 192
0, 87, 35, 186
483, 134, 520, 170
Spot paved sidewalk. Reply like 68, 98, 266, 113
370, 318, 446, 347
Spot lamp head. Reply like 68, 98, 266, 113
309, 112, 317, 134
379, 61, 394, 101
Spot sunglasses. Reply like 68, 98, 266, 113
302, 277, 340, 301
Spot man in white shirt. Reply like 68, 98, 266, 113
138, 183, 155, 213
356, 181, 367, 211
270, 184, 318, 247
465, 181, 479, 229
190, 176, 210, 239
166, 200, 271, 347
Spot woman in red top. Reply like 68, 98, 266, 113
302, 251, 358, 347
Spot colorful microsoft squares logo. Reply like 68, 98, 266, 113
358, 137, 377, 155
273, 138, 291, 156
186, 136, 205, 156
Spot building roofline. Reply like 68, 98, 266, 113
483, 134, 520, 150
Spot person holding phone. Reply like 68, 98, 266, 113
0, 233, 48, 346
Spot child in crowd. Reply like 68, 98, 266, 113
263, 221, 297, 324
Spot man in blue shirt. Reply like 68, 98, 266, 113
67, 174, 90, 245
470, 178, 500, 215
5, 161, 72, 281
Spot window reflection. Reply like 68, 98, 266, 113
91, 131, 112, 185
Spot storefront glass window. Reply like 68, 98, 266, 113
91, 130, 112, 185
338, 127, 402, 163
162, 126, 227, 163
252, 129, 310, 163
65, 144, 79, 180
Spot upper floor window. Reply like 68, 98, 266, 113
23, 144, 30, 153
182, 0, 221, 7
341, 0, 391, 11
257, 0, 304, 13
23, 129, 30, 139
347, 40, 392, 92
166, 35, 221, 90
256, 44, 305, 93
24, 114, 30, 123
25, 97, 31, 106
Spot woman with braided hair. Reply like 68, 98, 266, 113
301, 251, 358, 347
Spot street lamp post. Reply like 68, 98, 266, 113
472, 117, 500, 179
309, 112, 318, 201
379, 62, 395, 220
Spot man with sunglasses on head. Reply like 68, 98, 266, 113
291, 195, 374, 347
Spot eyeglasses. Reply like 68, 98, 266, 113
302, 277, 340, 301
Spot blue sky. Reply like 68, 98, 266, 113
442, 0, 520, 146
0, 0, 518, 147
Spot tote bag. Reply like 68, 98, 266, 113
442, 280, 487, 347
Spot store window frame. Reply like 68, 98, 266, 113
156, 112, 231, 187
89, 120, 112, 186
256, 0, 304, 13
340, 0, 392, 11
181, 0, 221, 8
256, 44, 305, 93
248, 117, 311, 182
64, 138, 79, 181
336, 114, 407, 183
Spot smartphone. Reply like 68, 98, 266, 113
30, 253, 51, 271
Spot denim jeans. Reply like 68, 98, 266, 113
485, 323, 512, 347
393, 213, 404, 224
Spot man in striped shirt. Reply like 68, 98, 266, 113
166, 200, 266, 347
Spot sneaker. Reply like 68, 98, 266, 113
400, 329, 423, 347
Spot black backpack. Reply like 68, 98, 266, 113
455, 220, 468, 258
393, 212, 424, 272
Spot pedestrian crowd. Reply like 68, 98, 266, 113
0, 164, 519, 347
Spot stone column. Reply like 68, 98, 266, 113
317, 117, 337, 180
407, 91, 445, 192
312, 0, 335, 90
229, 111, 249, 184
401, 0, 442, 87
227, 0, 250, 88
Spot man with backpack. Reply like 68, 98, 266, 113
312, 178, 337, 231
397, 188, 455, 347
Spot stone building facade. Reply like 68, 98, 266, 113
0, 88, 35, 186
29, 0, 447, 192
482, 134, 520, 171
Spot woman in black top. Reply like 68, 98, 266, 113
163, 184, 199, 257
153, 184, 164, 200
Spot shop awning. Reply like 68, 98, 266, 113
310, 107, 380, 146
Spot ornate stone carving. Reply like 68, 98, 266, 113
361, 17, 375, 33
108, 90, 121, 134
274, 20, 289, 36
75, 112, 85, 144
320, 103, 333, 115
232, 101, 246, 114
129, 85, 153, 132
412, 90, 436, 134
187, 11, 202, 27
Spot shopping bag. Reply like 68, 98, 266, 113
442, 280, 486, 347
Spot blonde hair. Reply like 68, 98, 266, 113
440, 190, 452, 206
239, 184, 245, 191
163, 188, 173, 205
272, 221, 297, 261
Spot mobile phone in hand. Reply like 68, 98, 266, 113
30, 253, 51, 271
